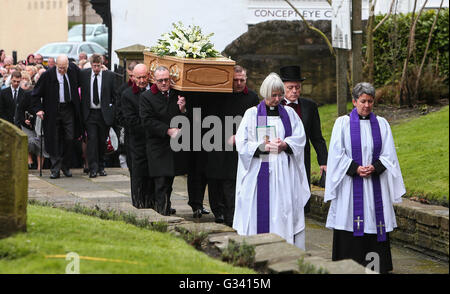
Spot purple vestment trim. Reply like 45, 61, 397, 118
349, 108, 386, 242
256, 101, 292, 234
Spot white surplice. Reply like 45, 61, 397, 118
233, 106, 311, 247
324, 115, 406, 234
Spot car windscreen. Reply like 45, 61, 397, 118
68, 26, 95, 37
39, 44, 74, 55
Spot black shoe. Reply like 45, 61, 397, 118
50, 171, 60, 179
201, 207, 210, 214
170, 208, 176, 215
89, 171, 97, 178
61, 168, 72, 177
83, 168, 89, 174
98, 170, 107, 176
215, 215, 224, 224
193, 209, 202, 218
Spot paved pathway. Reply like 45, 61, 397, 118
28, 168, 448, 274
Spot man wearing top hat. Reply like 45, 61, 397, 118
280, 65, 328, 213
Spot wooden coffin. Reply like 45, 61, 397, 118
144, 51, 236, 93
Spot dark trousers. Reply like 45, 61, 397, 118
50, 103, 74, 174
153, 176, 174, 216
129, 137, 154, 209
187, 152, 207, 211
207, 178, 236, 226
86, 109, 108, 174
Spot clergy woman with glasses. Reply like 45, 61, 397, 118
324, 82, 405, 273
233, 73, 310, 250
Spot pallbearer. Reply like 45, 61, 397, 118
324, 82, 406, 273
121, 64, 154, 208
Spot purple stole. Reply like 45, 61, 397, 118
256, 101, 292, 234
350, 108, 386, 242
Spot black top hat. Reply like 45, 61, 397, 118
279, 65, 306, 82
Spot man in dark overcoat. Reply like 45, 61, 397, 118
280, 65, 328, 213
79, 54, 116, 178
121, 63, 154, 208
139, 66, 188, 216
206, 65, 259, 226
32, 54, 82, 179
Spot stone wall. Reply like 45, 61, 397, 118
222, 20, 336, 105
0, 119, 28, 238
309, 189, 449, 261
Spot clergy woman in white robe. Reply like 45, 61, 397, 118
324, 82, 405, 273
233, 72, 310, 250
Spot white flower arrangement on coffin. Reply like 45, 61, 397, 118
148, 22, 220, 59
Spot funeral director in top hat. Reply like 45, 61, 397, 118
280, 65, 328, 211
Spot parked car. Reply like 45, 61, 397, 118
35, 41, 108, 65
68, 24, 108, 50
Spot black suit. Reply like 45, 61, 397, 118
121, 86, 154, 208
139, 87, 188, 215
282, 97, 328, 213
32, 63, 82, 174
79, 68, 117, 174
205, 88, 260, 225
0, 86, 26, 126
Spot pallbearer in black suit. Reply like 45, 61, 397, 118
0, 71, 25, 126
32, 55, 82, 179
80, 54, 117, 178
121, 64, 154, 208
139, 66, 188, 216
280, 65, 328, 213
206, 66, 259, 226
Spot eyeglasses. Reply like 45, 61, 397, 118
156, 78, 170, 83
271, 93, 284, 98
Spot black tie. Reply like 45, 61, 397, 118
13, 89, 17, 102
93, 74, 99, 105
63, 74, 71, 103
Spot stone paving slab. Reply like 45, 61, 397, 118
209, 233, 286, 251
254, 242, 308, 268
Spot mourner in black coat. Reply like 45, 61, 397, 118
139, 66, 188, 216
0, 71, 26, 126
32, 55, 82, 179
280, 65, 328, 213
79, 54, 117, 178
206, 66, 260, 226
121, 64, 154, 209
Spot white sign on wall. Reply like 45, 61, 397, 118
332, 0, 351, 49
247, 6, 333, 23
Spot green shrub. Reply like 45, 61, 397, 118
221, 239, 256, 268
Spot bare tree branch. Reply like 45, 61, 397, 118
413, 0, 444, 100
284, 0, 335, 57
373, 0, 396, 32
397, 0, 428, 105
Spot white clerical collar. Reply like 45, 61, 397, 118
269, 106, 275, 110
284, 97, 298, 104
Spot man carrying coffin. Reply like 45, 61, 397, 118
206, 65, 259, 227
233, 73, 310, 249
121, 64, 154, 208
324, 82, 406, 273
139, 66, 187, 216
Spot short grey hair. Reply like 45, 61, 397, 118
155, 65, 169, 73
352, 82, 375, 101
259, 72, 285, 100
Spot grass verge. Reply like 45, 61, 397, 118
0, 205, 255, 274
